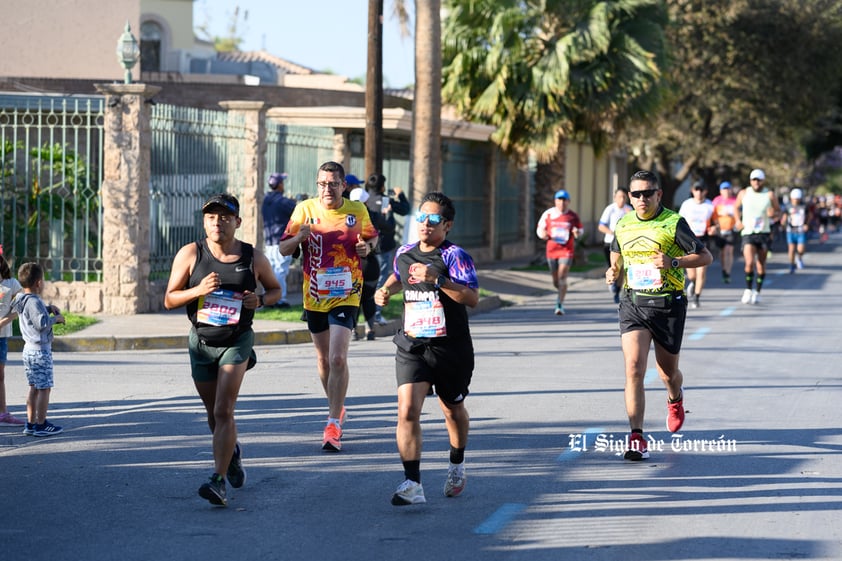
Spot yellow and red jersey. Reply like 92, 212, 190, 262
282, 198, 377, 311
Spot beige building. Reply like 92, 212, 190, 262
1, 0, 146, 83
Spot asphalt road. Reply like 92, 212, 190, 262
1, 235, 840, 561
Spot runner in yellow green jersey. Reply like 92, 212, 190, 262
606, 171, 712, 461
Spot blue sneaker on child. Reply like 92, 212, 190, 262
33, 421, 63, 437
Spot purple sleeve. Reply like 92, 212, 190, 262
442, 242, 479, 289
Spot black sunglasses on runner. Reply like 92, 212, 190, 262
629, 189, 658, 199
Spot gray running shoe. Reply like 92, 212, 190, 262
444, 463, 466, 497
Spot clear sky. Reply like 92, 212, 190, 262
193, 1, 416, 89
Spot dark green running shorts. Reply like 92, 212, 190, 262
188, 327, 257, 382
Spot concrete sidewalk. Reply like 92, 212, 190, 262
21, 261, 590, 352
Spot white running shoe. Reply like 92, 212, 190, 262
741, 289, 752, 304
444, 463, 467, 497
750, 290, 760, 304
391, 479, 426, 506
685, 280, 695, 298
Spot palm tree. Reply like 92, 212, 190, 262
442, 0, 668, 218
411, 0, 443, 205
367, 1, 441, 207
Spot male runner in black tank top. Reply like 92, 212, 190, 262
165, 193, 280, 507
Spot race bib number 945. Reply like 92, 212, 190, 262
316, 266, 353, 298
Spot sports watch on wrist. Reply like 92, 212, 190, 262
258, 294, 265, 308
671, 258, 680, 269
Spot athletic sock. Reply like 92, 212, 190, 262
449, 446, 465, 465
745, 272, 754, 290
756, 274, 765, 292
403, 460, 421, 483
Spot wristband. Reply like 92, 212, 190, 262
258, 294, 265, 308
434, 275, 447, 289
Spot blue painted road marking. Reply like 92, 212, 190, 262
720, 306, 735, 317
474, 503, 527, 535
688, 327, 710, 341
557, 427, 605, 461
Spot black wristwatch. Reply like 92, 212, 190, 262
258, 294, 265, 308
434, 274, 447, 289
671, 258, 680, 269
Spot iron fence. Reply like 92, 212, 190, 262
265, 123, 336, 199
0, 94, 104, 281
148, 103, 246, 279
1, 93, 529, 291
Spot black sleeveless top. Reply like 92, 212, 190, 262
186, 239, 256, 345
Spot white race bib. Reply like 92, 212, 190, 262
404, 300, 447, 338
197, 289, 243, 326
627, 263, 663, 290
316, 266, 353, 298
551, 226, 570, 244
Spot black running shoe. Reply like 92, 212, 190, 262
227, 443, 246, 488
198, 474, 227, 506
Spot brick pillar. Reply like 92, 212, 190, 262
94, 83, 161, 315
219, 100, 266, 248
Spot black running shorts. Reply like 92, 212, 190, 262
306, 305, 358, 333
395, 337, 474, 405
741, 232, 772, 252
715, 230, 737, 247
618, 292, 687, 355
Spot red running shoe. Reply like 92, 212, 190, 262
322, 422, 342, 452
624, 432, 650, 461
667, 391, 685, 433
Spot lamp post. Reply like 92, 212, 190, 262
116, 21, 140, 84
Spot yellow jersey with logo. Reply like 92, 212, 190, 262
283, 198, 377, 311
613, 207, 701, 293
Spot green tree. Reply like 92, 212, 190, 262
442, 0, 669, 217
620, 0, 842, 205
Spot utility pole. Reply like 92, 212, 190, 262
365, 0, 384, 178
